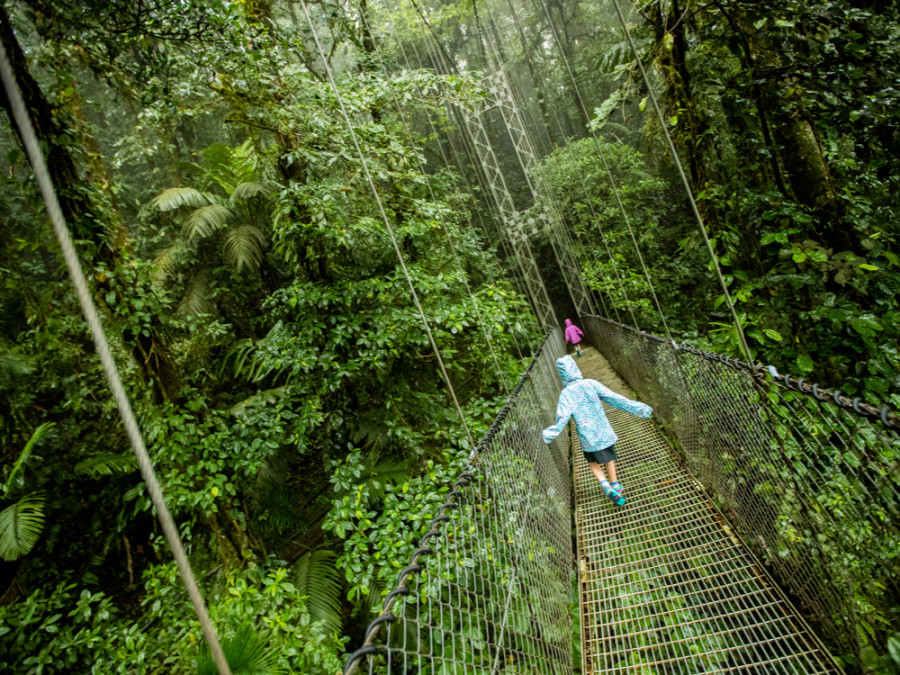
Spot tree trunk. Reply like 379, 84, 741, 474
0, 6, 101, 244
1, 7, 180, 402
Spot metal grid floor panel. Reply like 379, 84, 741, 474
573, 348, 839, 674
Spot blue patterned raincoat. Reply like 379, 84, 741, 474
541, 356, 652, 452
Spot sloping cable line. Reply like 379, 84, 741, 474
354, 1, 510, 396
392, 0, 546, 347
522, 0, 674, 343
380, 3, 538, 360
296, 0, 476, 451
606, 0, 755, 364
482, 0, 637, 328
479, 0, 635, 325
484, 0, 626, 324
400, 0, 559, 333
471, 4, 597, 320
0, 36, 232, 675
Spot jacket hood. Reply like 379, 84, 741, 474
564, 319, 572, 327
556, 355, 583, 386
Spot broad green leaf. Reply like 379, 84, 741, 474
151, 187, 211, 212
0, 493, 45, 561
182, 204, 233, 240
796, 354, 814, 373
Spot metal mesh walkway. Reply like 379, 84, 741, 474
573, 347, 839, 674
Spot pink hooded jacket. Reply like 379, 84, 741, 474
564, 319, 583, 345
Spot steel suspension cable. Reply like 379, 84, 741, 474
608, 0, 755, 365
407, 7, 557, 334
527, 0, 674, 342
0, 39, 232, 675
396, 4, 545, 347
487, 0, 628, 324
482, 0, 635, 327
473, 3, 597, 319
297, 0, 476, 450
480, 0, 628, 323
355, 2, 511, 396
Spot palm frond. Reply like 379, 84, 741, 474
292, 549, 343, 634
0, 347, 34, 380
230, 139, 259, 186
152, 242, 186, 283
196, 625, 285, 675
199, 140, 258, 194
0, 493, 45, 561
178, 270, 215, 317
229, 181, 273, 203
151, 187, 212, 212
4, 423, 53, 496
183, 204, 233, 241
336, 452, 413, 505
229, 386, 289, 418
363, 453, 414, 503
74, 453, 137, 478
224, 224, 265, 271
357, 578, 386, 617
253, 484, 305, 533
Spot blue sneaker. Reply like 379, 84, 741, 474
609, 492, 626, 506
610, 482, 623, 498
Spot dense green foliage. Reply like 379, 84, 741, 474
1, 0, 898, 672
0, 0, 535, 670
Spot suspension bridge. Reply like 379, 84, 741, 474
2, 0, 899, 672
342, 316, 897, 674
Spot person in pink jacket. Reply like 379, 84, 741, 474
564, 318, 584, 357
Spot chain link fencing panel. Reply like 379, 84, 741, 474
584, 315, 900, 667
345, 328, 574, 675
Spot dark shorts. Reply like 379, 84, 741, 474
583, 445, 617, 466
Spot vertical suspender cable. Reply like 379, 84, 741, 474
483, 0, 629, 324
473, 4, 596, 319
355, 2, 510, 396
527, 0, 674, 342
397, 4, 544, 347
297, 0, 475, 450
608, 0, 755, 365
404, 1, 557, 338
0, 39, 232, 675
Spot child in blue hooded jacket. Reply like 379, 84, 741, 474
542, 355, 652, 506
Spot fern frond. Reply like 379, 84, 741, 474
223, 224, 265, 271
336, 452, 413, 504
229, 181, 272, 203
196, 624, 285, 675
178, 270, 214, 317
4, 423, 53, 495
182, 204, 233, 241
229, 386, 288, 418
74, 453, 137, 477
0, 349, 34, 380
0, 493, 45, 561
151, 187, 212, 212
230, 139, 259, 185
152, 242, 186, 283
253, 484, 305, 533
292, 549, 343, 634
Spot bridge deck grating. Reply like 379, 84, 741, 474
572, 347, 839, 674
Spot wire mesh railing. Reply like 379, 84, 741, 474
583, 314, 900, 668
344, 327, 573, 675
